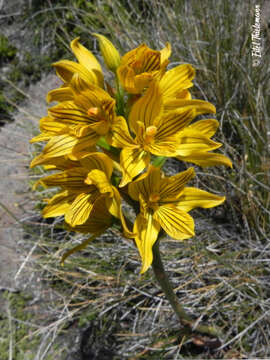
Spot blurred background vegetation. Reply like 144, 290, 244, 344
0, 0, 269, 359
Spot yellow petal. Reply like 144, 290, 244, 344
146, 139, 178, 156
79, 152, 113, 180
93, 33, 121, 72
40, 155, 82, 171
48, 101, 91, 125
159, 167, 195, 202
128, 165, 161, 201
42, 191, 76, 218
177, 151, 233, 168
188, 119, 219, 138
129, 80, 163, 133
86, 169, 112, 195
154, 204, 194, 240
30, 135, 78, 167
119, 147, 151, 187
133, 73, 153, 93
71, 37, 103, 85
155, 108, 196, 138
106, 187, 134, 238
117, 65, 135, 93
52, 60, 98, 85
160, 64, 195, 100
65, 197, 112, 234
47, 86, 74, 103
176, 187, 225, 212
39, 116, 68, 134
134, 213, 160, 274
39, 167, 88, 191
160, 42, 171, 63
164, 99, 216, 115
30, 131, 99, 168
30, 133, 53, 143
111, 116, 136, 148
65, 192, 98, 226
176, 129, 222, 156
176, 89, 192, 100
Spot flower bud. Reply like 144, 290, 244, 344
93, 33, 121, 73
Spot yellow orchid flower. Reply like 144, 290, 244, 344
52, 37, 104, 89
37, 152, 132, 237
117, 42, 171, 94
128, 166, 225, 273
30, 78, 120, 168
111, 81, 220, 186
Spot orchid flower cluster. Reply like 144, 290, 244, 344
30, 34, 232, 274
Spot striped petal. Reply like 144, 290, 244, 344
48, 101, 91, 125
65, 197, 112, 234
86, 169, 112, 195
42, 191, 76, 218
38, 167, 89, 191
119, 147, 151, 187
176, 129, 222, 156
30, 131, 99, 167
128, 165, 161, 201
154, 204, 194, 240
39, 116, 69, 133
178, 151, 233, 168
159, 167, 195, 202
188, 119, 219, 138
129, 80, 163, 133
164, 99, 216, 115
146, 139, 179, 156
71, 37, 103, 86
160, 64, 195, 100
47, 86, 74, 103
133, 73, 153, 93
111, 116, 136, 148
65, 192, 99, 226
155, 108, 196, 138
79, 152, 113, 179
176, 187, 225, 212
53, 60, 98, 85
134, 213, 160, 274
117, 65, 135, 93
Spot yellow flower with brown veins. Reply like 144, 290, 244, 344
111, 80, 222, 186
36, 152, 133, 237
128, 166, 225, 274
30, 77, 120, 167
117, 42, 171, 94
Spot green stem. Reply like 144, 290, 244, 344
151, 240, 220, 339
115, 77, 125, 117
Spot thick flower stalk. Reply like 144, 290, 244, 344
30, 34, 232, 341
